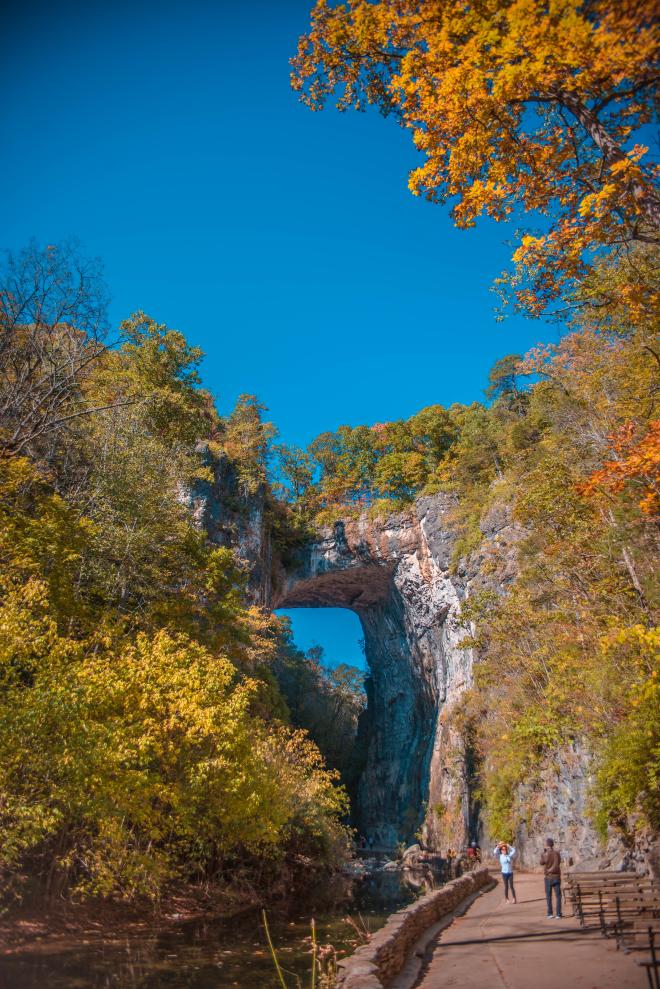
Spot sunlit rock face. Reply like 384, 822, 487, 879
272, 496, 474, 849
195, 456, 611, 864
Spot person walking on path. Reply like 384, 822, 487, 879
540, 837, 562, 918
493, 841, 517, 903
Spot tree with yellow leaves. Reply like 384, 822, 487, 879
0, 243, 353, 904
292, 0, 659, 317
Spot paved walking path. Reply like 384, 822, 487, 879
418, 872, 646, 989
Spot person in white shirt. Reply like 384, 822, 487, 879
493, 841, 517, 903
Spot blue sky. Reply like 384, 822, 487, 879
2, 0, 556, 668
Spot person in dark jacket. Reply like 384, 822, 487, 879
540, 837, 562, 918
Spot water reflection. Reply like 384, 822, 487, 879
0, 865, 445, 989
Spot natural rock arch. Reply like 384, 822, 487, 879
197, 454, 622, 864
271, 501, 471, 847
196, 457, 473, 848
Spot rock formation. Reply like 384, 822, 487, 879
195, 452, 614, 867
273, 495, 471, 849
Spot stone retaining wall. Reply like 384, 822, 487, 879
336, 867, 493, 989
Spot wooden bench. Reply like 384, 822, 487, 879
565, 874, 658, 926
635, 928, 660, 989
564, 872, 660, 988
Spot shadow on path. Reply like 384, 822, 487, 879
416, 872, 646, 989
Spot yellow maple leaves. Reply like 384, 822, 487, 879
292, 0, 659, 316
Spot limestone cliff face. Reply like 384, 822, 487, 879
191, 450, 273, 607
195, 459, 612, 866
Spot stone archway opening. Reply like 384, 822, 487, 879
275, 605, 367, 833
276, 607, 366, 673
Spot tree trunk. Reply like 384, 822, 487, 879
556, 89, 660, 232
621, 544, 650, 613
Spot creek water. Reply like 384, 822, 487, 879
0, 865, 443, 989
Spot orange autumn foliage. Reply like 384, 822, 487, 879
292, 0, 659, 316
580, 419, 660, 516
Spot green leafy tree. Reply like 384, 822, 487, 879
224, 394, 277, 496
485, 354, 527, 414
275, 635, 366, 782
276, 443, 315, 501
